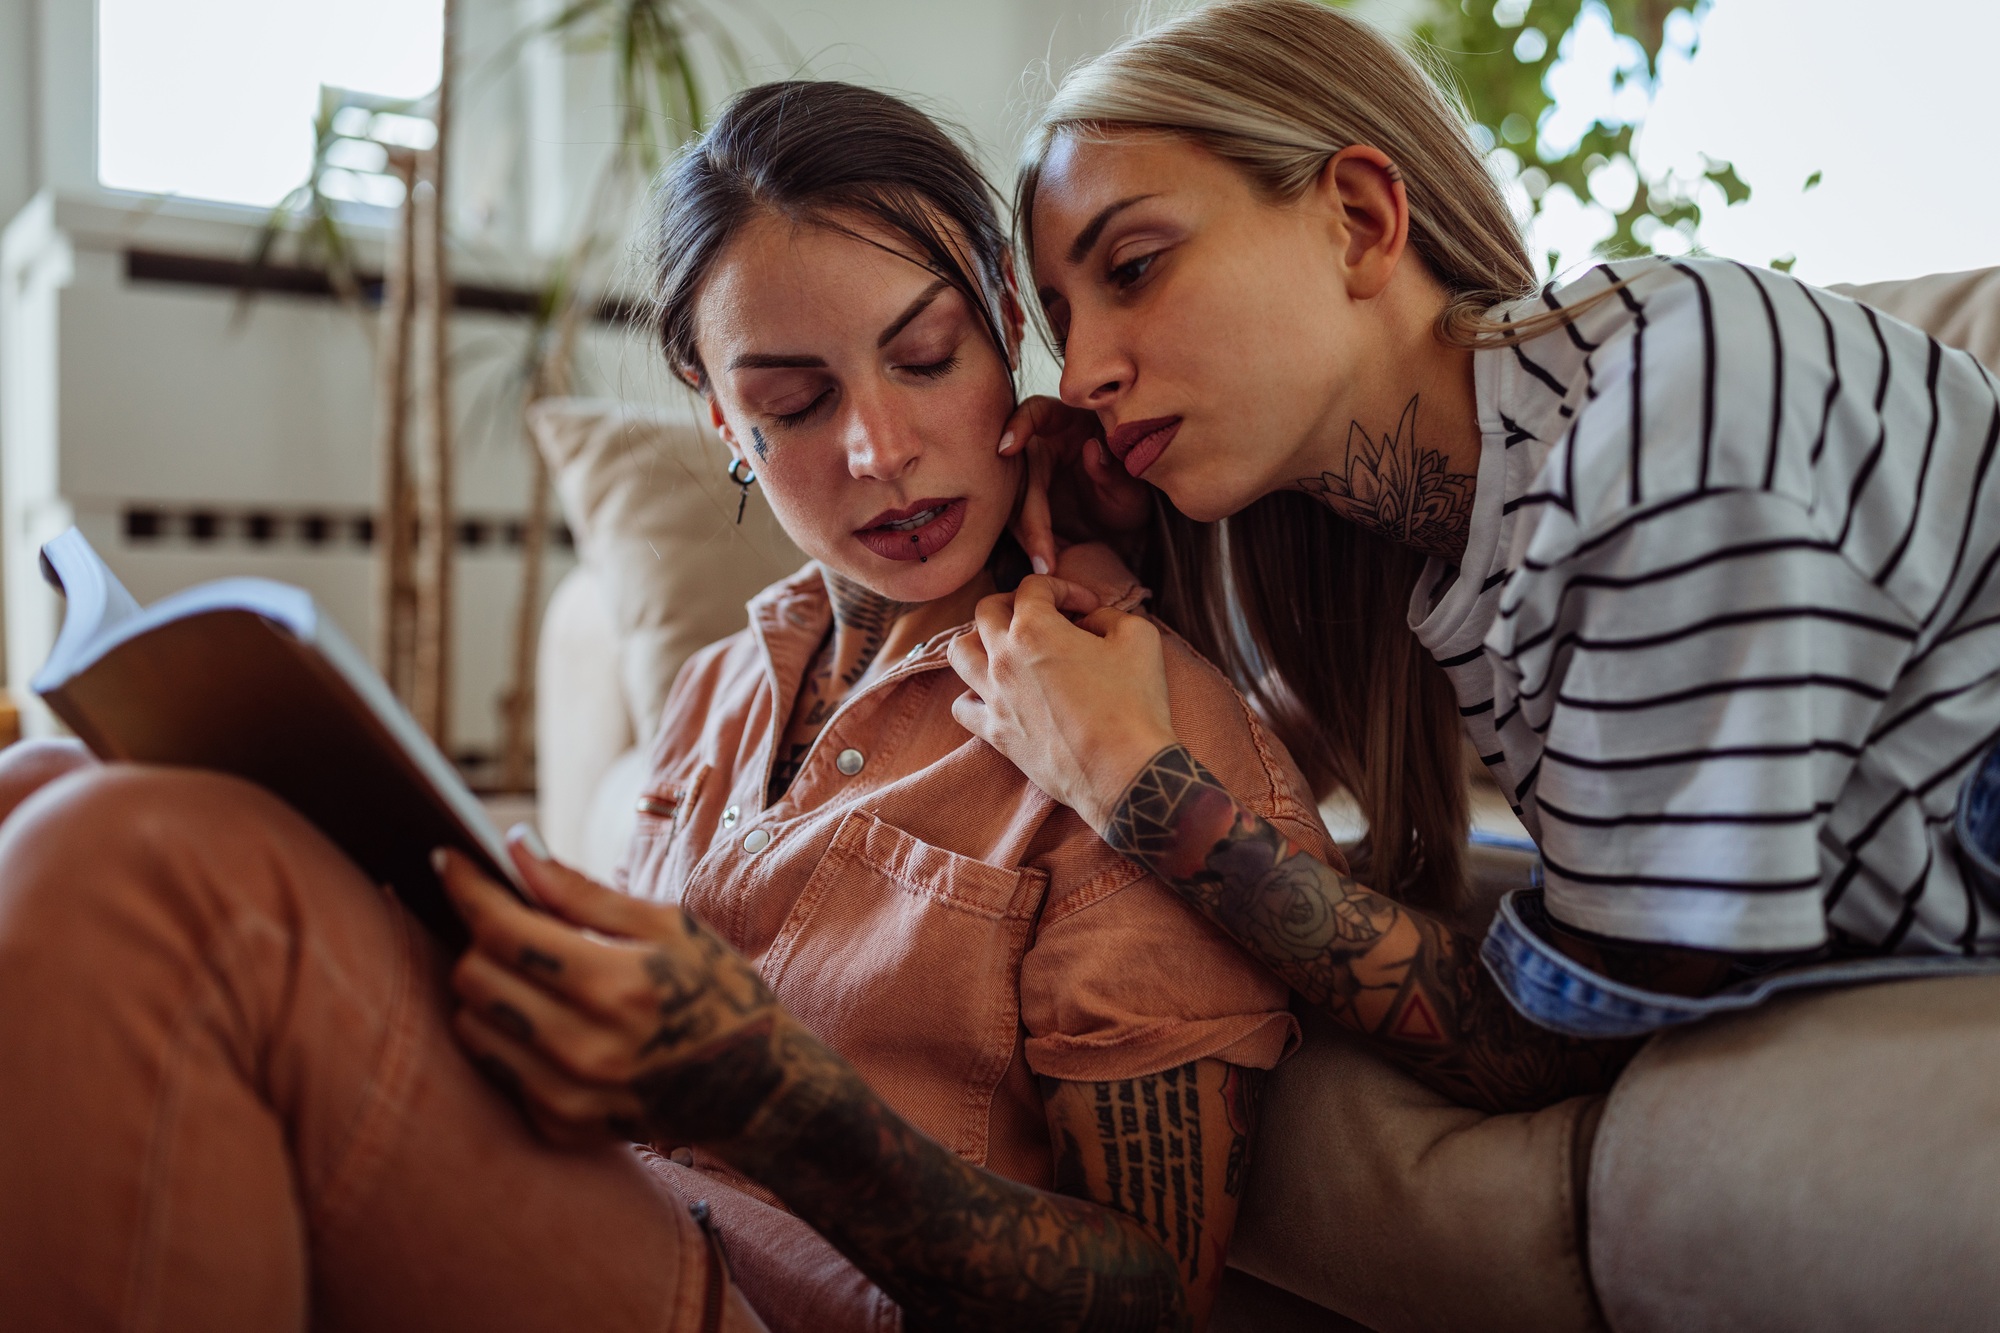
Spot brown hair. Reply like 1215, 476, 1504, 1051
650, 80, 1012, 392
1018, 0, 1562, 907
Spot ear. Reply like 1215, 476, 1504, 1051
998, 252, 1028, 369
704, 393, 746, 463
1312, 144, 1410, 302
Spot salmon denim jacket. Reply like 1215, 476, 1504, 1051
617, 561, 1338, 1329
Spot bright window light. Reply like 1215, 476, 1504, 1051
1531, 0, 2000, 285
97, 0, 444, 210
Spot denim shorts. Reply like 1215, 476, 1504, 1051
1480, 739, 2000, 1041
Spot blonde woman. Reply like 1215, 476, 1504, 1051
963, 0, 2000, 1093
949, 0, 2000, 1314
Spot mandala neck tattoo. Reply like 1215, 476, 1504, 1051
1296, 393, 1474, 560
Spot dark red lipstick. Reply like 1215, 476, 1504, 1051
854, 497, 967, 562
1103, 416, 1181, 479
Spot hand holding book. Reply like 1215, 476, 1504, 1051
440, 829, 815, 1151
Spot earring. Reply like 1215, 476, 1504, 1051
727, 457, 756, 525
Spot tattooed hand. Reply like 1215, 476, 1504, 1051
949, 576, 1174, 832
439, 831, 796, 1149
441, 832, 1194, 1331
1107, 746, 1636, 1113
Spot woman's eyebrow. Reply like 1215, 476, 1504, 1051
1065, 194, 1157, 265
729, 352, 826, 371
876, 279, 950, 347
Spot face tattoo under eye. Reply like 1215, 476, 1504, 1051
751, 426, 770, 460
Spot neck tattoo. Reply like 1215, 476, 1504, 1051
826, 571, 917, 687
1296, 393, 1472, 559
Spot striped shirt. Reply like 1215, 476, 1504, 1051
1413, 257, 2000, 954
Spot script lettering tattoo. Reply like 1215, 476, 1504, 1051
1296, 394, 1473, 559
1106, 745, 1636, 1113
1084, 1068, 1208, 1280
750, 425, 770, 460
625, 910, 1188, 1330
1045, 1060, 1248, 1318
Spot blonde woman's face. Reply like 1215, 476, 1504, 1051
695, 212, 1022, 604
1030, 132, 1379, 522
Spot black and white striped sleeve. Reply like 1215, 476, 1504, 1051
1489, 487, 1919, 951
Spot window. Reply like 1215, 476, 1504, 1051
1530, 0, 1999, 284
96, 0, 443, 210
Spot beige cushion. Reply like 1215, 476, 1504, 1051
527, 399, 805, 865
1230, 1014, 1605, 1333
534, 566, 639, 872
1590, 975, 2000, 1333
1829, 266, 2000, 371
528, 398, 805, 740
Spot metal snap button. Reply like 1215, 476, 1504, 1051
742, 829, 771, 853
835, 748, 865, 776
721, 805, 740, 828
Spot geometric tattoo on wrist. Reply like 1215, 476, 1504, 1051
1102, 744, 1216, 865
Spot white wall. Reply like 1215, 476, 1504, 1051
0, 0, 40, 467
0, 0, 31, 220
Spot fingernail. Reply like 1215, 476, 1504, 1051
1032, 556, 1050, 575
509, 823, 551, 863
998, 430, 1015, 455
430, 847, 449, 876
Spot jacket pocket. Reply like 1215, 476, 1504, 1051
759, 810, 1048, 1163
623, 764, 709, 903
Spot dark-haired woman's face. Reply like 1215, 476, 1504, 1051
694, 212, 1021, 604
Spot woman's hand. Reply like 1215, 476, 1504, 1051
948, 576, 1178, 832
1000, 396, 1152, 576
439, 832, 796, 1151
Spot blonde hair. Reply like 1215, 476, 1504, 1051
1017, 0, 1568, 904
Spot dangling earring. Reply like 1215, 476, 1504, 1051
727, 458, 756, 525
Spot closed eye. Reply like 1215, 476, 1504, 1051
772, 388, 833, 428
899, 354, 960, 380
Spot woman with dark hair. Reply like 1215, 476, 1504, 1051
0, 80, 1316, 1333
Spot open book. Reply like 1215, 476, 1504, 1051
31, 528, 524, 942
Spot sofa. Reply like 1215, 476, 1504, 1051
530, 263, 2000, 1332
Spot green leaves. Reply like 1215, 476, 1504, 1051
1340, 0, 1748, 274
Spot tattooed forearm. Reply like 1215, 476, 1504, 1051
1106, 746, 1634, 1113
1296, 394, 1473, 559
715, 1026, 1190, 1332
628, 909, 1188, 1330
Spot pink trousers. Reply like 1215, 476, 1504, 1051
0, 747, 770, 1333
